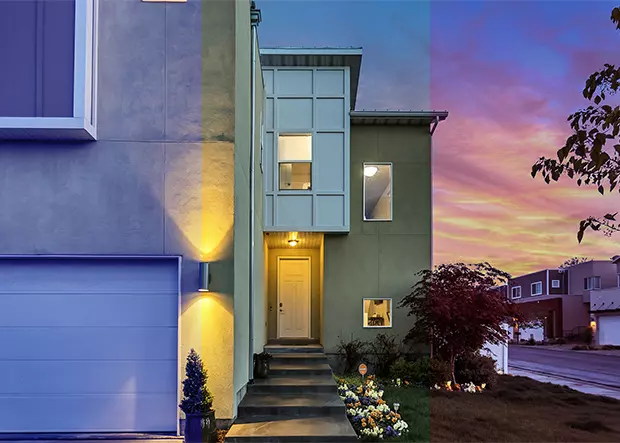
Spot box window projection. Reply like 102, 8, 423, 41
278, 134, 312, 190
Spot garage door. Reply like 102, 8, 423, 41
599, 315, 620, 345
0, 258, 179, 433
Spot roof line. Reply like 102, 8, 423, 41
260, 47, 363, 56
350, 110, 448, 120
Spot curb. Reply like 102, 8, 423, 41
509, 365, 620, 391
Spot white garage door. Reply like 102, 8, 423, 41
599, 315, 620, 345
0, 258, 179, 433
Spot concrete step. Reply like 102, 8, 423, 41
249, 376, 337, 394
264, 344, 324, 354
225, 415, 358, 443
269, 362, 332, 377
271, 353, 328, 365
237, 392, 345, 417
266, 338, 320, 346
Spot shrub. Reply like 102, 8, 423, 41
584, 326, 594, 345
602, 344, 620, 350
455, 353, 498, 388
429, 358, 452, 386
527, 337, 536, 346
336, 337, 368, 374
368, 333, 402, 377
179, 349, 214, 414
389, 358, 417, 382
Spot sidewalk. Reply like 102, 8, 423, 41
509, 367, 620, 400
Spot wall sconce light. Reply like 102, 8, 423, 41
199, 262, 211, 292
288, 239, 298, 247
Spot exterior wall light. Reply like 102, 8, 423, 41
288, 239, 298, 247
199, 262, 211, 292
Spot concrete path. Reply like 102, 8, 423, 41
509, 345, 620, 389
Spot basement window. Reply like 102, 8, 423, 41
363, 299, 392, 328
278, 134, 312, 190
363, 163, 392, 221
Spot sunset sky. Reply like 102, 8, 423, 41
259, 0, 620, 276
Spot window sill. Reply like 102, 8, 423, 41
0, 117, 96, 141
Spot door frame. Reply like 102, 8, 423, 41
276, 256, 312, 338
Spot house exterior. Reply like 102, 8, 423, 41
507, 260, 617, 341
0, 0, 445, 435
589, 256, 620, 345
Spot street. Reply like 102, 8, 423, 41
509, 346, 620, 388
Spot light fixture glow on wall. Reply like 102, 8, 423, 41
199, 262, 211, 292
288, 239, 298, 247
364, 166, 378, 177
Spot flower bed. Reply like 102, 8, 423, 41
431, 381, 487, 393
337, 376, 409, 440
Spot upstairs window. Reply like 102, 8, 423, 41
511, 286, 522, 299
278, 134, 312, 190
531, 281, 543, 296
364, 163, 392, 221
584, 276, 601, 290
551, 279, 561, 288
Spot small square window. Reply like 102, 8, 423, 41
278, 134, 312, 190
363, 299, 392, 328
364, 163, 392, 221
531, 282, 542, 296
511, 286, 521, 299
551, 279, 560, 288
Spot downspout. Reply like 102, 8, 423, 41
249, 1, 261, 383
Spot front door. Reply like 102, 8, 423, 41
277, 257, 311, 338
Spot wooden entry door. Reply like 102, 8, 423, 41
277, 257, 311, 338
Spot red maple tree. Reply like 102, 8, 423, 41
400, 262, 526, 384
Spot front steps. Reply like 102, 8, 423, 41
225, 344, 357, 443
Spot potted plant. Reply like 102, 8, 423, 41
179, 349, 216, 443
253, 351, 273, 378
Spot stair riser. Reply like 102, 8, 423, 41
248, 384, 336, 394
271, 357, 328, 365
270, 368, 332, 376
237, 406, 346, 417
264, 347, 324, 354
226, 437, 358, 443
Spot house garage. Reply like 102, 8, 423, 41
0, 257, 180, 433
597, 314, 620, 346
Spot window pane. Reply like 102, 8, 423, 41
278, 134, 312, 161
279, 163, 311, 190
364, 164, 392, 220
363, 299, 392, 327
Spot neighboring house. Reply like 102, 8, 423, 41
0, 0, 446, 435
507, 260, 617, 341
590, 255, 620, 345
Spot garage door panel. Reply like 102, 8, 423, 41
0, 327, 177, 360
0, 360, 177, 395
1, 259, 178, 292
1, 394, 178, 432
0, 293, 177, 327
599, 315, 620, 345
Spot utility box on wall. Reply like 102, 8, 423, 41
261, 48, 360, 233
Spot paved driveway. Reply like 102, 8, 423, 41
509, 345, 620, 388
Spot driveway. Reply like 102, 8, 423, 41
509, 345, 620, 388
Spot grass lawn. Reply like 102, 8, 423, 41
337, 374, 620, 442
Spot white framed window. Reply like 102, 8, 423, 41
363, 163, 392, 221
363, 299, 392, 328
278, 134, 312, 190
511, 286, 522, 299
584, 276, 601, 290
551, 279, 561, 289
531, 281, 543, 296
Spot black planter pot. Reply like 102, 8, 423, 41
184, 410, 216, 443
254, 359, 270, 378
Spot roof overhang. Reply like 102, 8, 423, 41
350, 110, 449, 130
260, 47, 363, 110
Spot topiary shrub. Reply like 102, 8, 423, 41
179, 349, 214, 414
455, 353, 498, 388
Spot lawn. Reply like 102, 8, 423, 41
338, 374, 620, 442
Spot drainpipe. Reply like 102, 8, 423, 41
249, 1, 261, 383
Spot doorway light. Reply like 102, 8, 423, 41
288, 239, 298, 247
199, 262, 211, 292
364, 166, 378, 177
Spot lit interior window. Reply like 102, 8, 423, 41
363, 299, 392, 327
364, 164, 392, 221
279, 134, 312, 190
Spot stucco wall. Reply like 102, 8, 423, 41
322, 125, 432, 353
0, 0, 245, 420
267, 248, 322, 340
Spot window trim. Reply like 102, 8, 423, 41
363, 162, 393, 222
363, 298, 393, 328
584, 276, 602, 290
511, 286, 522, 300
277, 133, 313, 191
551, 279, 561, 289
531, 281, 543, 296
617, 273, 620, 288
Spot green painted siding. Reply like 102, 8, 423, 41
322, 125, 432, 353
